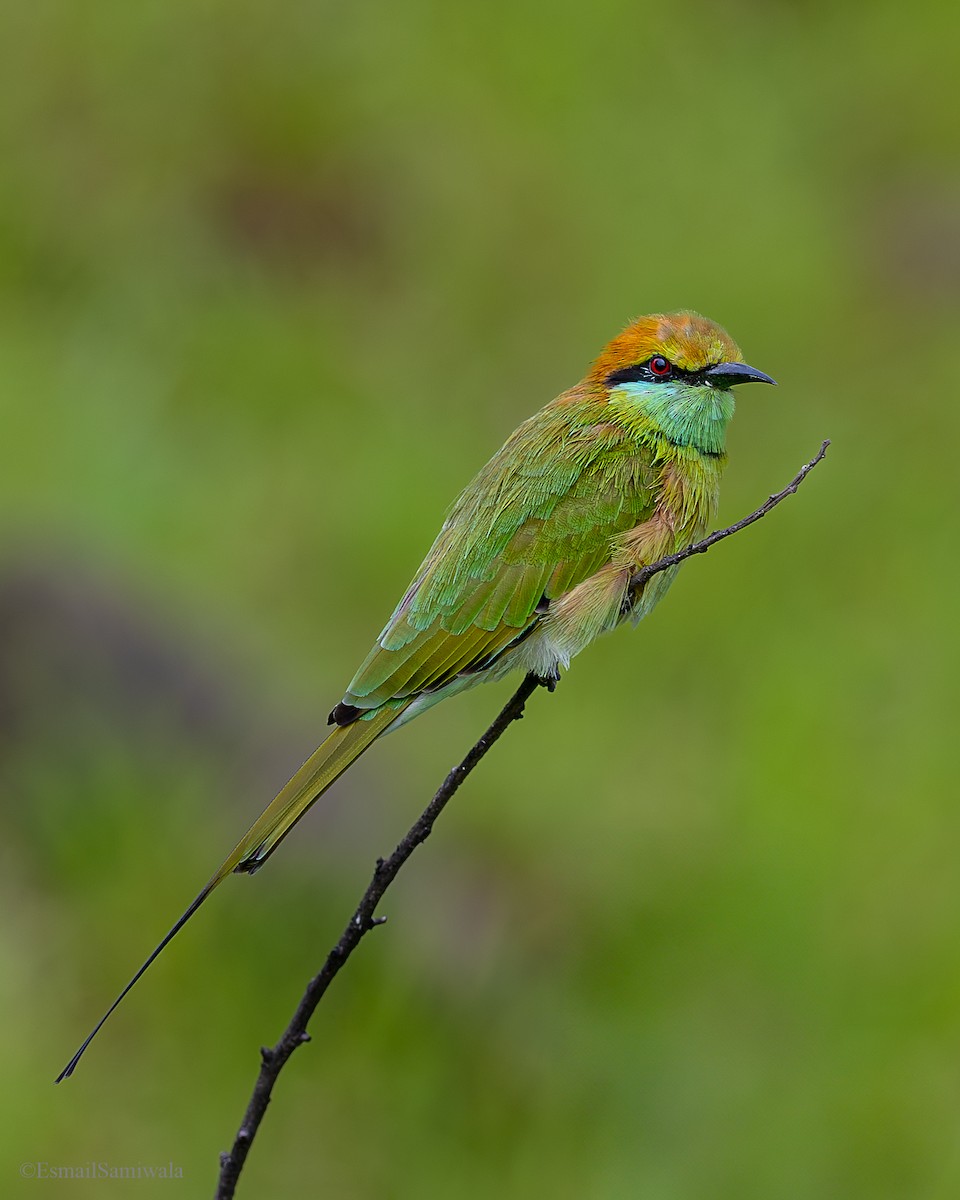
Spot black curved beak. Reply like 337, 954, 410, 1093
704, 361, 777, 389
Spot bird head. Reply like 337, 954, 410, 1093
588, 312, 775, 455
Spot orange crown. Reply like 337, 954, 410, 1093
588, 312, 742, 384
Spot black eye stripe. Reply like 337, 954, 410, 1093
605, 358, 709, 387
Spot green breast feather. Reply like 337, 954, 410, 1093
344, 402, 658, 710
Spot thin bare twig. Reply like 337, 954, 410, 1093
629, 440, 830, 592
216, 673, 543, 1199
215, 439, 829, 1199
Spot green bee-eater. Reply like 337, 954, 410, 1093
58, 311, 774, 1078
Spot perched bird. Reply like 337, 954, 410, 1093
57, 311, 774, 1079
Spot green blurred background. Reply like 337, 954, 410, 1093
2, 1, 958, 1196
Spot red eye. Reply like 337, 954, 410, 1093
649, 356, 671, 377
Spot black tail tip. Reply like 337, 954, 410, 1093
234, 852, 265, 876
55, 1057, 80, 1083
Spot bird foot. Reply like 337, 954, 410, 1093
533, 670, 560, 693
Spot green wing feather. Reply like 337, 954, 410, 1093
344, 404, 657, 710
